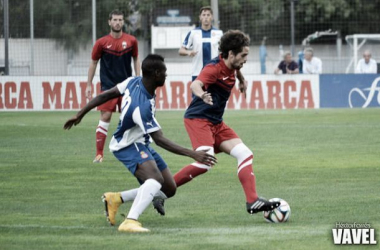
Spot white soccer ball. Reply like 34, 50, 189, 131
263, 198, 291, 223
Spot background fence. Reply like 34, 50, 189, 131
1, 0, 380, 76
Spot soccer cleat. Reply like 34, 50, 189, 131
93, 154, 103, 163
246, 197, 281, 214
118, 219, 150, 233
152, 197, 165, 216
102, 192, 122, 226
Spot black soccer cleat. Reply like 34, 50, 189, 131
246, 197, 281, 214
152, 197, 165, 216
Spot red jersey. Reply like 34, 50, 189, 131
185, 55, 236, 124
92, 33, 138, 91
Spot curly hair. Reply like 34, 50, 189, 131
219, 30, 250, 59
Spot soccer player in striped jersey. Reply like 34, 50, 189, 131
86, 9, 140, 163
155, 30, 280, 216
64, 54, 216, 233
179, 6, 247, 91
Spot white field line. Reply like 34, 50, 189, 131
0, 224, 326, 236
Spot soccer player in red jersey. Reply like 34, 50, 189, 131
86, 10, 140, 163
154, 30, 280, 215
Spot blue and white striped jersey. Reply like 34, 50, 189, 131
109, 76, 161, 152
182, 27, 223, 77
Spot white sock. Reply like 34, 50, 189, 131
230, 143, 253, 166
127, 179, 161, 220
121, 189, 138, 202
96, 120, 110, 134
121, 188, 168, 202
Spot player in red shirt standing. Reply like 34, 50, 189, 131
86, 9, 140, 163
154, 30, 280, 215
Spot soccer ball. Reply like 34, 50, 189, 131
263, 198, 291, 223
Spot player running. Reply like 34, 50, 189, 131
154, 30, 280, 216
64, 54, 216, 232
87, 10, 140, 163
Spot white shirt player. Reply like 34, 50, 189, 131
109, 76, 161, 152
355, 58, 377, 74
182, 27, 223, 78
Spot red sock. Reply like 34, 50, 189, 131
96, 126, 108, 156
174, 164, 208, 187
237, 156, 258, 203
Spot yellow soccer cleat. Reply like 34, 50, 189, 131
102, 192, 122, 226
93, 154, 103, 163
118, 219, 150, 233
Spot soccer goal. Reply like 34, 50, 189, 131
345, 34, 380, 73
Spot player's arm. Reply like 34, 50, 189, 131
86, 60, 99, 99
64, 87, 121, 130
150, 130, 216, 166
190, 80, 213, 105
236, 70, 247, 96
133, 56, 141, 76
178, 46, 198, 57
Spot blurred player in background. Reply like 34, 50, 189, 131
154, 30, 280, 216
355, 50, 377, 74
179, 6, 246, 84
64, 54, 216, 233
302, 47, 322, 74
86, 9, 140, 163
274, 51, 299, 74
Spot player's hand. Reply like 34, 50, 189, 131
85, 85, 92, 100
191, 150, 217, 166
201, 92, 213, 105
63, 115, 82, 130
188, 51, 198, 57
286, 67, 291, 74
239, 80, 247, 99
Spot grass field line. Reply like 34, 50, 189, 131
0, 224, 327, 236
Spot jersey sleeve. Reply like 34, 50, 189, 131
132, 101, 161, 134
132, 36, 139, 57
182, 31, 193, 50
196, 64, 218, 86
91, 40, 103, 61
116, 77, 134, 94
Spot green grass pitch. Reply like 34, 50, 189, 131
0, 109, 379, 249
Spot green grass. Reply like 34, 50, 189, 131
0, 109, 379, 249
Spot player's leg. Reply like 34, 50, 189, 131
118, 160, 164, 232
217, 124, 280, 214
173, 119, 215, 187
94, 97, 119, 163
94, 110, 112, 162
152, 167, 176, 216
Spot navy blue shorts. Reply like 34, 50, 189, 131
113, 143, 167, 175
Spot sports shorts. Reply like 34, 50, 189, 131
113, 143, 168, 175
97, 92, 122, 112
184, 118, 239, 153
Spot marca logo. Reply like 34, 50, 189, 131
332, 222, 377, 245
349, 76, 380, 108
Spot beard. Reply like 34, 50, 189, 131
111, 26, 122, 33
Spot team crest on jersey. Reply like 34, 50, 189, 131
122, 41, 127, 49
140, 151, 148, 159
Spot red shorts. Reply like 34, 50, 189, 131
184, 118, 239, 153
97, 95, 122, 112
